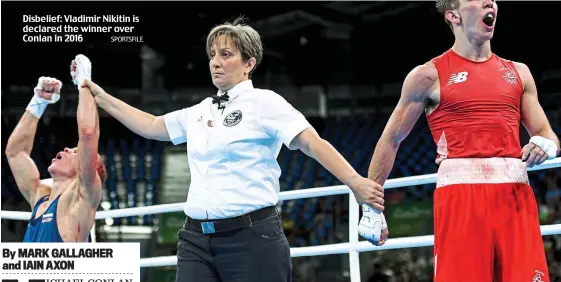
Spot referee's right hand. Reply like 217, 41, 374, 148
350, 177, 385, 211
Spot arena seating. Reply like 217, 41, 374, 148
276, 108, 561, 247
2, 104, 560, 249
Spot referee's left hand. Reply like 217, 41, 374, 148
350, 177, 385, 211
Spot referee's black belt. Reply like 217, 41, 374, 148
186, 206, 277, 234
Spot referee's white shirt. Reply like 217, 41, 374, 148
163, 80, 312, 220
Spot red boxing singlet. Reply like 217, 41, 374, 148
427, 49, 524, 164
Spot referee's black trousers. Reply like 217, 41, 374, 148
175, 207, 292, 282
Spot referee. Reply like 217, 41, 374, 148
78, 17, 385, 282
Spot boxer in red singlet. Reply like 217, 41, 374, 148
365, 0, 560, 281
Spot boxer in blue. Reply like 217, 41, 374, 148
5, 55, 106, 242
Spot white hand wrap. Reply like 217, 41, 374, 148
72, 54, 92, 86
358, 204, 387, 242
26, 77, 61, 119
530, 136, 559, 159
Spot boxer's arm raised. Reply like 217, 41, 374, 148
516, 62, 560, 166
80, 80, 170, 141
5, 78, 61, 206
368, 64, 436, 186
5, 111, 42, 206
76, 85, 102, 207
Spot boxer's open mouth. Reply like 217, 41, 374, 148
483, 12, 495, 27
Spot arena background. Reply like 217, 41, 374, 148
2, 1, 560, 281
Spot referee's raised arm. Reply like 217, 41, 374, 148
78, 79, 171, 142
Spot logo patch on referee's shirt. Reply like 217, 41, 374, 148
223, 110, 242, 127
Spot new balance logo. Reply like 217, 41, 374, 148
533, 270, 545, 282
447, 71, 468, 85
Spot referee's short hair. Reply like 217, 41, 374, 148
206, 16, 263, 78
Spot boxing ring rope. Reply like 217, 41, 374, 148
2, 157, 561, 281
